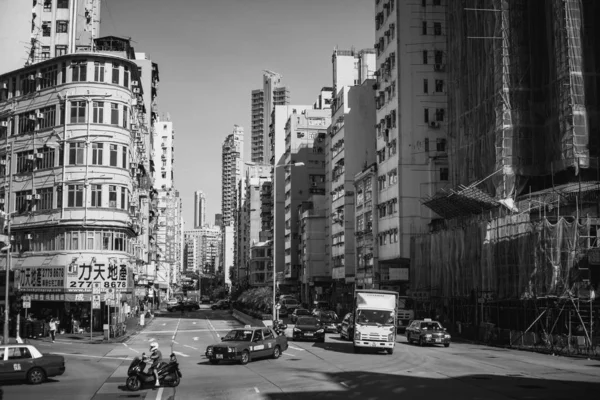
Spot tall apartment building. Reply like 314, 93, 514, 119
221, 125, 243, 227
298, 196, 328, 306
184, 225, 220, 274
332, 48, 376, 94
194, 190, 206, 228
0, 43, 151, 331
282, 109, 331, 293
353, 163, 378, 289
372, 0, 448, 294
251, 71, 289, 163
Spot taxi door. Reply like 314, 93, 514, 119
250, 330, 267, 358
0, 348, 8, 379
261, 328, 277, 356
6, 347, 32, 380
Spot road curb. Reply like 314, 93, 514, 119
232, 309, 270, 327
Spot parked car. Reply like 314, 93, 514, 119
290, 308, 311, 323
167, 301, 199, 312
167, 299, 179, 307
211, 300, 230, 310
281, 299, 301, 313
292, 317, 325, 342
405, 319, 451, 347
200, 295, 211, 304
314, 310, 340, 333
205, 326, 288, 365
0, 344, 65, 384
339, 313, 354, 341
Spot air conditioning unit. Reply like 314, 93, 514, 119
36, 153, 43, 159
26, 234, 33, 240
131, 80, 139, 86
0, 159, 5, 165
36, 112, 44, 119
28, 74, 36, 81
0, 121, 7, 127
131, 124, 138, 130
135, 132, 141, 139
28, 114, 37, 121
131, 99, 138, 106
34, 194, 41, 200
1, 82, 7, 90
36, 72, 43, 79
429, 121, 440, 129
132, 88, 140, 94
26, 195, 33, 200
27, 154, 35, 160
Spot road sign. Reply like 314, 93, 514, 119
275, 303, 281, 310
107, 299, 116, 307
22, 295, 31, 309
92, 282, 102, 295
92, 294, 101, 309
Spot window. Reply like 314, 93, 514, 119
110, 103, 119, 124
40, 65, 58, 89
423, 50, 428, 64
91, 185, 102, 207
433, 0, 440, 4
71, 61, 87, 82
18, 112, 36, 134
91, 143, 103, 165
70, 100, 86, 123
57, 0, 69, 8
69, 142, 85, 165
38, 106, 56, 130
124, 66, 130, 87
122, 106, 128, 128
425, 138, 430, 152
16, 190, 33, 214
56, 46, 68, 57
423, 79, 428, 94
36, 188, 53, 211
8, 347, 32, 360
41, 46, 50, 59
435, 79, 444, 93
56, 21, 69, 33
19, 74, 36, 96
67, 185, 83, 207
92, 101, 104, 123
42, 22, 51, 36
161, 172, 166, 179
122, 147, 127, 169
16, 151, 34, 173
440, 167, 449, 181
36, 146, 55, 170
437, 138, 447, 152
422, 0, 426, 6
59, 103, 65, 125
109, 144, 118, 166
434, 22, 442, 36
121, 187, 127, 209
43, 1, 52, 11
94, 62, 105, 82
422, 21, 427, 35
424, 108, 429, 123
436, 108, 445, 122
112, 63, 120, 85
109, 185, 117, 207
435, 50, 444, 64
56, 186, 63, 208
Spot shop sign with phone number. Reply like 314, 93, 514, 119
66, 263, 130, 292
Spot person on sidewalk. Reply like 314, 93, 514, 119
49, 318, 59, 342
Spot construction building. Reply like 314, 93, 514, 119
412, 0, 599, 356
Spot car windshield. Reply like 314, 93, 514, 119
355, 310, 395, 326
297, 317, 319, 326
420, 322, 443, 330
296, 309, 310, 315
222, 329, 253, 341
320, 312, 338, 321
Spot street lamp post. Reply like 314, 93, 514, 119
272, 161, 304, 321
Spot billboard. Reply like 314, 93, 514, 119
66, 261, 130, 292
16, 267, 65, 293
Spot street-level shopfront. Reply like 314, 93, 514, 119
13, 254, 134, 333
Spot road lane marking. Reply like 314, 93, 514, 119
254, 387, 260, 393
141, 329, 231, 334
340, 382, 349, 388
193, 337, 199, 341
50, 352, 132, 361
282, 352, 297, 357
173, 351, 190, 358
123, 343, 140, 353
288, 345, 305, 351
172, 318, 181, 341
173, 340, 180, 345
155, 386, 164, 400
206, 318, 220, 337
183, 345, 198, 350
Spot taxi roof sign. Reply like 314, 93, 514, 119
244, 325, 251, 328
423, 318, 432, 322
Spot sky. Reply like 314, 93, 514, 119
100, 0, 375, 229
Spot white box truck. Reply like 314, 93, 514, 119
352, 289, 398, 354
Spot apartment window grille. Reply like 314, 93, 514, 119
122, 147, 127, 169
94, 62, 105, 82
37, 188, 53, 211
109, 185, 117, 207
92, 101, 104, 123
110, 103, 119, 125
16, 151, 34, 173
70, 100, 86, 123
440, 167, 449, 181
68, 142, 85, 165
436, 108, 445, 121
56, 46, 67, 57
36, 106, 55, 130
19, 74, 36, 96
424, 108, 429, 123
56, 21, 69, 33
91, 184, 102, 207
18, 113, 35, 135
437, 138, 447, 152
43, 1, 52, 11
35, 146, 55, 170
40, 65, 58, 89
435, 79, 444, 93
423, 50, 428, 64
435, 50, 444, 64
109, 144, 118, 166
57, 0, 69, 8
434, 22, 442, 36
16, 190, 33, 214
122, 106, 128, 128
41, 46, 50, 59
121, 187, 127, 209
112, 63, 120, 85
422, 21, 427, 35
91, 143, 103, 165
423, 79, 428, 94
71, 61, 87, 82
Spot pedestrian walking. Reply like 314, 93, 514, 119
49, 317, 59, 342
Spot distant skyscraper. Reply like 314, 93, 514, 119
215, 214, 223, 227
221, 125, 244, 227
251, 71, 289, 163
194, 190, 206, 228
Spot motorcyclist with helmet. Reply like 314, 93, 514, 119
148, 342, 162, 386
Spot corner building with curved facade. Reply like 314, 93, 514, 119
0, 51, 150, 332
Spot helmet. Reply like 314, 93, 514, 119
150, 342, 159, 351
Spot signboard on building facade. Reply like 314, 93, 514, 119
66, 261, 130, 292
16, 267, 65, 293
389, 268, 409, 282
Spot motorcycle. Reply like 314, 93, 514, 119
272, 320, 288, 336
126, 352, 182, 391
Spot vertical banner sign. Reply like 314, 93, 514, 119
22, 296, 31, 309
66, 260, 129, 292
92, 295, 101, 309
92, 282, 102, 295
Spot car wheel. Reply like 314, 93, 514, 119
387, 347, 394, 355
272, 345, 281, 359
240, 350, 250, 365
126, 376, 141, 391
209, 359, 220, 365
444, 343, 450, 348
27, 367, 46, 385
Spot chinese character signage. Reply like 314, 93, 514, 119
66, 261, 130, 292
16, 267, 65, 293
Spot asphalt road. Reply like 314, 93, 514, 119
4, 306, 600, 400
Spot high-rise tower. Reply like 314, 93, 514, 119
194, 190, 206, 228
